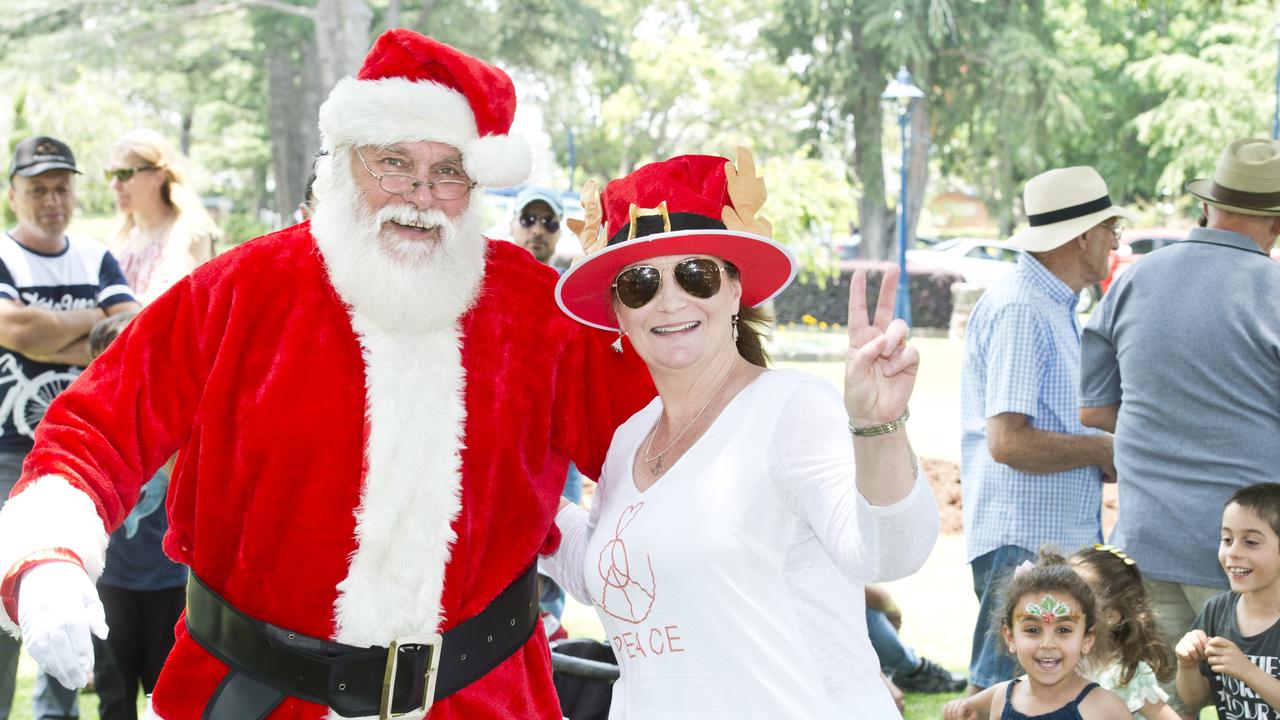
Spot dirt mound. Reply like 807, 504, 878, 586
923, 458, 964, 535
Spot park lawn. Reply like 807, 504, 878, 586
8, 652, 110, 719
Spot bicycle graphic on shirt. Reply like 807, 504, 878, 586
0, 353, 80, 438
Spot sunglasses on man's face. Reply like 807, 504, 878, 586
104, 166, 159, 183
519, 214, 559, 233
612, 258, 724, 309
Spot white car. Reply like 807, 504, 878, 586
905, 238, 1023, 288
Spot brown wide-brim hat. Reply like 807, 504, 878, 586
1187, 138, 1280, 217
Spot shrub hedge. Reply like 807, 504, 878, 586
772, 261, 964, 329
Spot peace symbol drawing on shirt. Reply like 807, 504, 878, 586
596, 502, 657, 624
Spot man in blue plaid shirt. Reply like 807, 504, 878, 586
960, 166, 1125, 694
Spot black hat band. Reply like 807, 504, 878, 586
1027, 195, 1112, 227
608, 212, 726, 247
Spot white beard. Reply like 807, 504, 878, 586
309, 148, 487, 333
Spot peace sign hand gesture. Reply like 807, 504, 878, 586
845, 267, 919, 428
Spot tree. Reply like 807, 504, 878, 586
766, 0, 954, 260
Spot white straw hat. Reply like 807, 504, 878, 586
1008, 166, 1138, 252
1186, 138, 1280, 217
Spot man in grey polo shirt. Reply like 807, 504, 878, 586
1080, 137, 1280, 719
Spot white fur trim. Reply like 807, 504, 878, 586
320, 76, 479, 152
0, 475, 108, 637
465, 134, 532, 188
319, 76, 531, 187
330, 318, 467, 649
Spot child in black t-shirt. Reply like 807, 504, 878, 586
1176, 483, 1280, 718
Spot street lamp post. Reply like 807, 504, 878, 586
1273, 22, 1280, 140
881, 66, 925, 326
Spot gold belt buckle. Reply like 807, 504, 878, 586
380, 633, 443, 720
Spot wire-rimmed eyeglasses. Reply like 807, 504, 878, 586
354, 147, 476, 201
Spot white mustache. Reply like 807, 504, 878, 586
375, 204, 453, 232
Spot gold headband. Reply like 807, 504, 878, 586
1092, 544, 1136, 566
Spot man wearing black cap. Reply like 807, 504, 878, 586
0, 136, 139, 720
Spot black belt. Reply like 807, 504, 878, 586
185, 563, 539, 719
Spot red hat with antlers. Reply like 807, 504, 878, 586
318, 29, 530, 187
555, 148, 797, 331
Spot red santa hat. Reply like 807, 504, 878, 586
318, 29, 531, 187
556, 150, 797, 331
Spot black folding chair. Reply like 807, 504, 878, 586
549, 638, 619, 720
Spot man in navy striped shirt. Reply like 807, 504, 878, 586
960, 166, 1126, 695
0, 136, 139, 720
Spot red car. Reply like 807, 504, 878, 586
1077, 227, 1185, 313
1101, 227, 1185, 294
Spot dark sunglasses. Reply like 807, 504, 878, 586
518, 214, 559, 233
104, 166, 159, 183
612, 258, 723, 309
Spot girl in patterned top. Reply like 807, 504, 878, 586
946, 547, 1178, 719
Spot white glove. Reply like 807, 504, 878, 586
17, 562, 108, 689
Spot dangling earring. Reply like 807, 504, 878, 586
612, 331, 624, 353
731, 314, 740, 343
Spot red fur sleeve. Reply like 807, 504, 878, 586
556, 326, 654, 482
19, 267, 216, 532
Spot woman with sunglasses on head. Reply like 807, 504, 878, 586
106, 128, 220, 305
543, 150, 939, 718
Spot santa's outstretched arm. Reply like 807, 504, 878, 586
0, 275, 213, 685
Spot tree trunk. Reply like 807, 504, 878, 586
851, 82, 891, 261
266, 38, 299, 223
179, 105, 194, 156
991, 151, 1017, 238
313, 0, 372, 95
415, 0, 440, 30
906, 72, 931, 246
265, 32, 324, 224
386, 0, 401, 29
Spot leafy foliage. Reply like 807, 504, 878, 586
0, 0, 1272, 264
774, 261, 963, 329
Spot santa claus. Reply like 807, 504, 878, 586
0, 30, 651, 720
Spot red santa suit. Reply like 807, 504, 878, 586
0, 30, 654, 720
1, 225, 651, 718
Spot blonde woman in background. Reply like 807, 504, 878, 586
94, 128, 217, 718
106, 128, 219, 303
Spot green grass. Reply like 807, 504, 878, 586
9, 661, 98, 720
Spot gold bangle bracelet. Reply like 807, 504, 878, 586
849, 407, 910, 437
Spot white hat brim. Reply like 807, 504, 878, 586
1008, 205, 1139, 252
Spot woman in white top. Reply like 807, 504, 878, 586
546, 149, 940, 719
106, 128, 219, 303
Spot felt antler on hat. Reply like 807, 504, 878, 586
566, 180, 606, 257
722, 147, 773, 238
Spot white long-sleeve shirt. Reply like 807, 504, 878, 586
543, 369, 940, 719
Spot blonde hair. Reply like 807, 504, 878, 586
110, 128, 221, 244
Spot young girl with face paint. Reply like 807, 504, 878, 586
946, 549, 1172, 719
971, 555, 1130, 719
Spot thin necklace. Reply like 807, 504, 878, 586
643, 364, 736, 473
